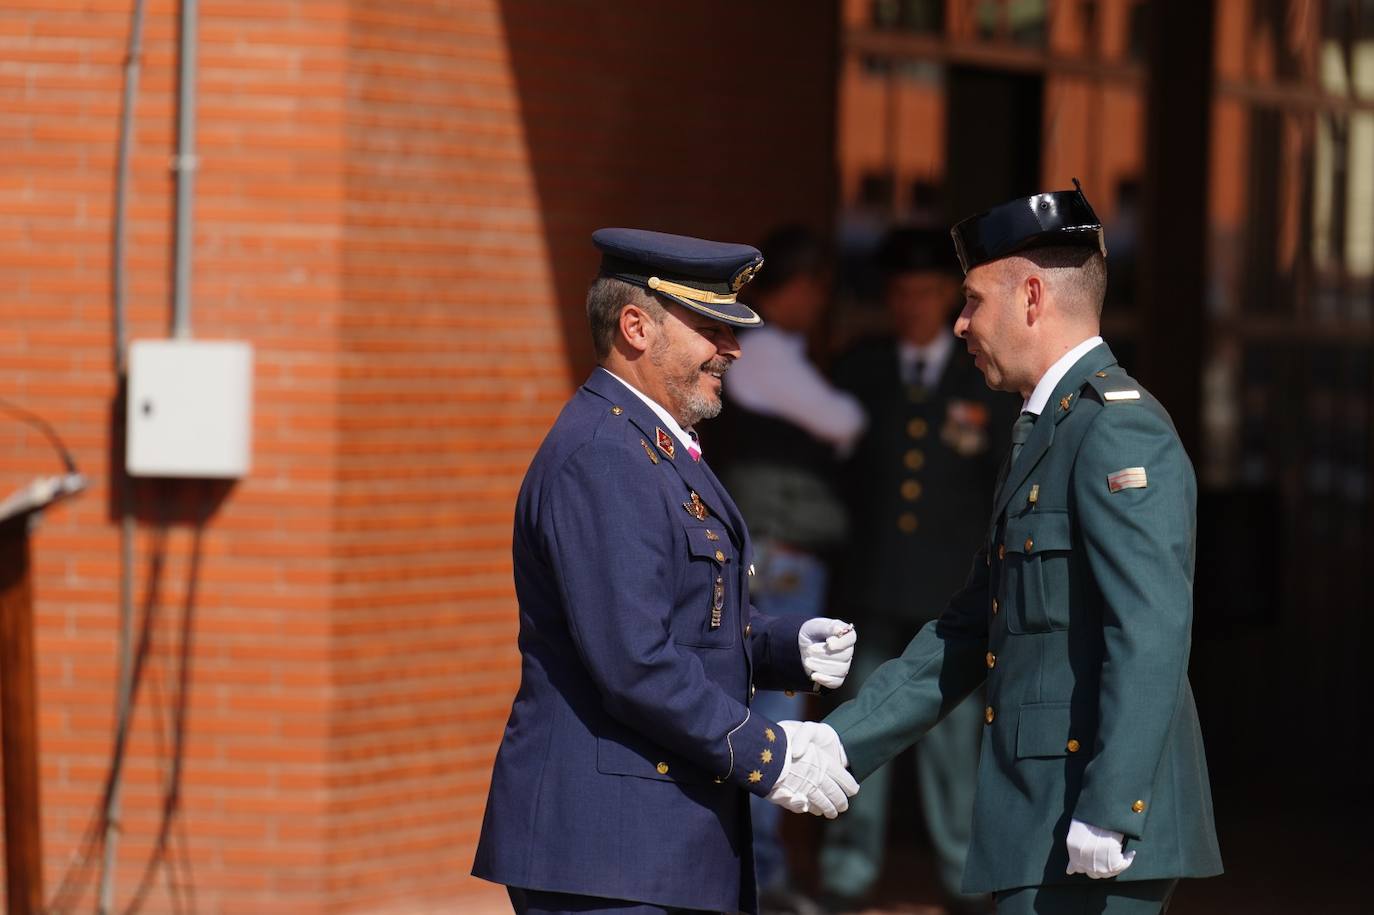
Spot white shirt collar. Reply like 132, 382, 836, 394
598, 367, 700, 455
1023, 335, 1104, 415
898, 332, 955, 386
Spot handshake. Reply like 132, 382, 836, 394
765, 720, 858, 819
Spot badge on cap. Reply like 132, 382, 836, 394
655, 427, 676, 460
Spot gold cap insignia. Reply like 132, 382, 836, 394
730, 258, 764, 292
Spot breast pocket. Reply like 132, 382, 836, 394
675, 522, 738, 649
999, 511, 1073, 634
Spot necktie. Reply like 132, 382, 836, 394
687, 429, 701, 462
908, 357, 927, 389
1011, 411, 1036, 463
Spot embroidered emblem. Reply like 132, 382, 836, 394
764, 728, 776, 743
748, 770, 763, 784
684, 490, 709, 521
1107, 467, 1148, 492
1104, 390, 1141, 402
639, 438, 659, 464
655, 427, 675, 460
761, 749, 773, 764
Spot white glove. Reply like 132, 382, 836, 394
1065, 818, 1136, 879
798, 617, 856, 689
766, 720, 858, 819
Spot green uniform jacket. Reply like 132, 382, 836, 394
826, 343, 1224, 894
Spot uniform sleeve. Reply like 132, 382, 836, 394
823, 547, 991, 781
542, 440, 787, 795
1070, 403, 1197, 837
747, 608, 812, 692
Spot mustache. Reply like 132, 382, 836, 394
701, 357, 732, 374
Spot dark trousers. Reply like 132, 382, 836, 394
507, 886, 720, 915
994, 879, 1177, 915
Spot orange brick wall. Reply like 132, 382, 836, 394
1, 1, 836, 912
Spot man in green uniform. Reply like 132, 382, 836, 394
790, 184, 1223, 914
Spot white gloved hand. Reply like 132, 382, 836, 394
779, 719, 848, 768
798, 617, 857, 689
1065, 818, 1136, 879
766, 720, 858, 819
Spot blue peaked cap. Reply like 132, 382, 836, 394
592, 228, 764, 327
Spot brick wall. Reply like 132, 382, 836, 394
1, 2, 836, 912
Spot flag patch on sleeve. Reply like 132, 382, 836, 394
1107, 467, 1148, 492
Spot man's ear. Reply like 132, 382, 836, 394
619, 304, 654, 354
1024, 275, 1044, 327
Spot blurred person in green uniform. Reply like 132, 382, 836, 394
818, 227, 1016, 914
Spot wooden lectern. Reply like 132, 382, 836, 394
0, 473, 84, 915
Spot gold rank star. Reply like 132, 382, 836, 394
748, 770, 763, 784
764, 728, 776, 742
761, 749, 773, 764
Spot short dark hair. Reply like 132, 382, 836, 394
1020, 246, 1107, 316
749, 224, 830, 297
585, 276, 667, 359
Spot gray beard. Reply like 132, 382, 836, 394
652, 341, 725, 427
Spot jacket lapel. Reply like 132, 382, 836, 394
583, 369, 743, 541
990, 343, 1118, 524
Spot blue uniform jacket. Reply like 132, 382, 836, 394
473, 368, 813, 913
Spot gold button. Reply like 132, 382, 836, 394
907, 417, 928, 439
901, 479, 923, 501
998, 544, 1005, 560
1132, 800, 1146, 813
986, 652, 996, 669
1024, 537, 1034, 553
904, 449, 926, 471
611, 406, 624, 415
897, 512, 918, 533
784, 690, 796, 698
715, 550, 725, 562
992, 598, 999, 614
744, 623, 752, 637
984, 706, 995, 724
1096, 371, 1108, 378
749, 684, 756, 700
1067, 739, 1081, 753
656, 762, 669, 775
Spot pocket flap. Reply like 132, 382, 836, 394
1004, 510, 1072, 554
1015, 701, 1076, 759
683, 523, 732, 563
597, 735, 708, 784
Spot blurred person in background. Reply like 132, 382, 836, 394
817, 227, 1017, 914
714, 224, 866, 915
472, 228, 859, 915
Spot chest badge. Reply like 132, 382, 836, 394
655, 427, 676, 460
684, 490, 709, 521
1059, 394, 1073, 412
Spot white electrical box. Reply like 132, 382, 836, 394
127, 339, 254, 479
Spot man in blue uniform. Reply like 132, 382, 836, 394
794, 185, 1223, 914
473, 228, 861, 915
